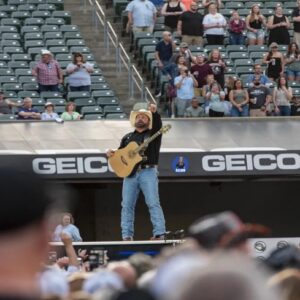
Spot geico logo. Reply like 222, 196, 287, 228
202, 153, 300, 172
32, 157, 113, 174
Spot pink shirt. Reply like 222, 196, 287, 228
33, 59, 61, 85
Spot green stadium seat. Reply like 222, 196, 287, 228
11, 11, 31, 19
264, 2, 282, 8
24, 40, 44, 51
4, 91, 17, 98
32, 98, 44, 105
0, 69, 13, 76
97, 97, 119, 106
54, 106, 65, 114
8, 61, 29, 69
92, 69, 102, 76
64, 32, 82, 40
24, 17, 44, 25
1, 18, 21, 27
46, 98, 65, 105
225, 2, 243, 9
0, 39, 20, 48
8, 0, 26, 5
37, 3, 56, 11
32, 11, 52, 19
219, 9, 233, 17
23, 83, 38, 90
2, 33, 21, 40
105, 113, 126, 119
18, 91, 39, 98
0, 26, 18, 34
91, 83, 110, 91
0, 76, 17, 84
60, 25, 79, 32
47, 0, 64, 10
0, 5, 17, 13
45, 39, 65, 47
59, 61, 70, 69
67, 91, 90, 100
81, 105, 102, 115
226, 45, 247, 53
41, 24, 59, 32
2, 83, 22, 91
45, 17, 65, 25
32, 105, 44, 113
92, 90, 115, 98
11, 53, 31, 61
229, 52, 248, 60
18, 76, 37, 84
249, 51, 265, 60
237, 9, 250, 16
103, 105, 123, 114
203, 45, 226, 52
3, 47, 24, 55
0, 11, 8, 18
90, 76, 106, 83
21, 26, 40, 34
234, 59, 253, 67
74, 98, 95, 108
236, 66, 253, 76
247, 45, 268, 53
17, 4, 36, 11
0, 114, 16, 120
40, 91, 62, 99
48, 46, 69, 54
44, 31, 63, 39
55, 53, 72, 61
52, 11, 71, 24
66, 39, 85, 47
260, 9, 274, 16
285, 2, 297, 8
24, 32, 43, 40
0, 53, 11, 61
84, 113, 104, 120
69, 46, 90, 54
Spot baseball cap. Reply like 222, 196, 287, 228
179, 42, 188, 48
45, 102, 54, 108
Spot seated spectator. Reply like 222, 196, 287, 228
61, 102, 81, 121
245, 4, 267, 46
190, 54, 213, 95
32, 49, 63, 93
229, 79, 249, 117
177, 2, 204, 46
273, 76, 292, 116
285, 42, 300, 82
160, 0, 185, 33
206, 81, 225, 117
52, 212, 82, 242
202, 4, 227, 45
18, 97, 41, 120
248, 78, 272, 117
246, 64, 271, 87
263, 42, 285, 81
207, 49, 226, 88
202, 0, 222, 14
0, 90, 20, 114
66, 52, 94, 92
163, 55, 187, 83
41, 102, 60, 121
228, 11, 245, 45
291, 96, 300, 116
171, 42, 196, 69
174, 67, 198, 117
184, 98, 205, 117
267, 5, 290, 46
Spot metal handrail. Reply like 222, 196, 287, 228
87, 0, 156, 104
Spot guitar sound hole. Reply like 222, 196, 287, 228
121, 156, 128, 166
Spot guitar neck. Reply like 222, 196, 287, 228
134, 129, 162, 154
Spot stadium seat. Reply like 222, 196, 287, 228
44, 31, 63, 39
48, 46, 69, 54
90, 83, 110, 91
45, 39, 65, 47
40, 91, 62, 99
31, 11, 52, 19
17, 4, 36, 12
11, 11, 31, 20
234, 59, 253, 67
18, 91, 39, 98
60, 25, 79, 32
105, 113, 126, 119
66, 39, 85, 47
41, 24, 59, 32
2, 83, 22, 91
1, 18, 21, 28
0, 76, 17, 84
0, 54, 11, 61
24, 32, 43, 41
52, 11, 71, 24
37, 4, 56, 11
46, 98, 66, 105
0, 69, 14, 76
31, 98, 45, 105
81, 105, 103, 115
45, 17, 65, 25
8, 61, 29, 69
24, 18, 44, 26
24, 40, 44, 51
18, 76, 37, 84
84, 113, 104, 120
97, 97, 119, 106
47, 0, 64, 10
23, 83, 38, 90
74, 98, 96, 108
54, 106, 65, 114
69, 46, 90, 54
0, 114, 16, 120
92, 90, 115, 99
64, 31, 82, 40
90, 76, 106, 83
67, 91, 90, 101
2, 33, 21, 40
21, 26, 40, 34
103, 105, 123, 114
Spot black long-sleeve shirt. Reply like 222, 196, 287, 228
119, 111, 162, 166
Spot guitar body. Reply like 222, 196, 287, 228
109, 141, 143, 178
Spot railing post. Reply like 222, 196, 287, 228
128, 64, 134, 99
116, 41, 121, 73
104, 22, 110, 55
141, 81, 146, 102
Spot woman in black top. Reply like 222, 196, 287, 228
161, 0, 186, 32
267, 5, 290, 46
207, 49, 226, 88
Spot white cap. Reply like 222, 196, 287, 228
41, 49, 52, 56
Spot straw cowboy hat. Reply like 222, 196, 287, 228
129, 108, 153, 129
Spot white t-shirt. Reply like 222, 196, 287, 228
203, 13, 227, 35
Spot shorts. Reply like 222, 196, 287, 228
286, 69, 300, 78
247, 29, 265, 40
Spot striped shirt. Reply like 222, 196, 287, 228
33, 59, 61, 85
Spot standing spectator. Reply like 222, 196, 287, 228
206, 81, 226, 117
0, 90, 20, 114
273, 76, 293, 116
248, 78, 272, 117
66, 52, 94, 92
207, 49, 226, 88
177, 2, 204, 46
202, 0, 222, 14
285, 42, 300, 82
52, 212, 82, 242
267, 6, 290, 46
229, 79, 249, 117
228, 11, 246, 45
184, 98, 205, 117
163, 55, 187, 83
41, 102, 59, 121
263, 42, 285, 81
246, 64, 272, 86
292, 0, 300, 47
32, 49, 63, 92
171, 42, 196, 68
61, 102, 81, 121
155, 31, 176, 69
202, 4, 227, 45
18, 97, 41, 120
126, 0, 157, 34
245, 4, 267, 46
161, 0, 185, 33
202, 74, 215, 97
174, 68, 198, 117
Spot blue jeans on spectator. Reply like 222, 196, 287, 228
121, 168, 166, 239
231, 104, 249, 117
38, 83, 59, 92
70, 85, 90, 92
278, 105, 291, 116
229, 33, 245, 45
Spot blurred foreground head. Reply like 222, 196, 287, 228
0, 164, 61, 297
188, 211, 270, 252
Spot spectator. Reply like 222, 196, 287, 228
229, 79, 249, 117
41, 102, 59, 121
291, 95, 300, 116
61, 102, 81, 121
228, 11, 246, 45
66, 52, 94, 92
190, 54, 213, 92
184, 98, 205, 117
126, 0, 157, 34
32, 49, 63, 92
160, 0, 185, 33
263, 42, 285, 81
207, 49, 226, 88
202, 3, 227, 45
273, 76, 292, 116
174, 67, 198, 117
206, 81, 226, 117
177, 2, 204, 46
52, 212, 82, 242
155, 31, 176, 69
248, 77, 272, 117
246, 64, 272, 86
202, 0, 222, 14
171, 42, 196, 68
245, 4, 267, 46
267, 5, 290, 46
163, 55, 187, 83
292, 0, 300, 48
18, 97, 41, 120
285, 42, 300, 82
224, 75, 236, 101
0, 90, 20, 114
202, 74, 215, 97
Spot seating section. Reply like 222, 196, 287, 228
0, 0, 125, 120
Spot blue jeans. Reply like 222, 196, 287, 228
121, 168, 166, 238
69, 85, 90, 92
278, 105, 291, 116
38, 83, 59, 92
231, 105, 249, 117
229, 33, 245, 45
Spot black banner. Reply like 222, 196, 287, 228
2, 150, 300, 179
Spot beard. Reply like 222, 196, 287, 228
135, 120, 148, 129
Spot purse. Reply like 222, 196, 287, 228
166, 83, 176, 98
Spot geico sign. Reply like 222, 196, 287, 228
202, 153, 300, 172
32, 157, 113, 174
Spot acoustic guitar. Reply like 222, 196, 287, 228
109, 124, 171, 178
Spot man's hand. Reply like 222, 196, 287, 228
149, 103, 157, 113
78, 249, 88, 260
61, 232, 72, 247
106, 149, 115, 158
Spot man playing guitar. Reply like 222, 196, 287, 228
106, 104, 166, 241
